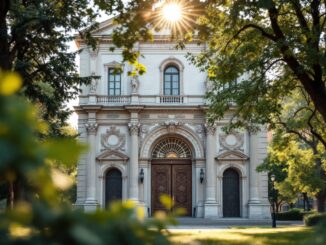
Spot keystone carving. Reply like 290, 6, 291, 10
162, 120, 183, 134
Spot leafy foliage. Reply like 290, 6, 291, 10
0, 72, 173, 244
0, 0, 101, 135
97, 0, 326, 128
304, 213, 326, 226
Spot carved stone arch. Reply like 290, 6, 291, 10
159, 57, 185, 72
140, 125, 204, 159
98, 163, 126, 179
219, 164, 246, 178
159, 57, 185, 95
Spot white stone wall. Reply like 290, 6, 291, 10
75, 19, 270, 219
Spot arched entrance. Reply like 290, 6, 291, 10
223, 168, 240, 217
105, 168, 122, 207
151, 138, 192, 216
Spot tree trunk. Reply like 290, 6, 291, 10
6, 181, 14, 209
0, 0, 11, 70
316, 191, 326, 212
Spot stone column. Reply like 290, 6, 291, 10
128, 122, 140, 202
203, 124, 218, 217
84, 121, 99, 211
248, 129, 270, 219
249, 131, 260, 203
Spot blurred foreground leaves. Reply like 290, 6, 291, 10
0, 72, 172, 244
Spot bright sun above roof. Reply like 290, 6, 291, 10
162, 2, 183, 23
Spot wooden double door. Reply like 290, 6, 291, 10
151, 160, 192, 216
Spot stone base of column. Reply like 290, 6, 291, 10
136, 202, 149, 218
84, 198, 99, 212
204, 202, 219, 218
74, 198, 85, 209
195, 203, 204, 218
248, 202, 270, 219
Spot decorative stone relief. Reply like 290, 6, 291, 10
219, 130, 244, 152
195, 124, 205, 139
100, 126, 126, 151
205, 77, 214, 91
162, 120, 183, 134
130, 76, 139, 94
89, 72, 98, 95
85, 122, 98, 134
89, 47, 99, 59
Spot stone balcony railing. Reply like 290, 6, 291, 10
159, 95, 184, 104
97, 95, 131, 104
79, 95, 206, 106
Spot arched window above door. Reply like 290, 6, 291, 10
152, 138, 192, 159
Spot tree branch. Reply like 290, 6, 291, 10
307, 109, 326, 148
224, 23, 277, 51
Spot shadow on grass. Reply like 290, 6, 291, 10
170, 227, 313, 245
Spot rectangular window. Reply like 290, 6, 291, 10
108, 68, 121, 95
165, 89, 171, 95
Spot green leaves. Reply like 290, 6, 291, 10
44, 139, 87, 167
0, 72, 174, 244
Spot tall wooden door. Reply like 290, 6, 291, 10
151, 160, 192, 216
105, 168, 122, 207
223, 168, 240, 217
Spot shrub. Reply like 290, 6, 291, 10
304, 213, 326, 226
276, 208, 303, 220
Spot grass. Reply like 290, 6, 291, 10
169, 226, 313, 245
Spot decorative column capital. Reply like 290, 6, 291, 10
128, 122, 141, 136
85, 122, 98, 135
204, 123, 216, 136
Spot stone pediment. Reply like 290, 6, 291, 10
91, 18, 115, 36
216, 151, 249, 162
89, 18, 175, 37
96, 150, 129, 162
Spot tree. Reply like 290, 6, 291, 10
0, 0, 99, 135
97, 0, 326, 127
0, 72, 173, 245
258, 89, 326, 212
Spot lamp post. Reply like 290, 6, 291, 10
200, 168, 204, 183
270, 174, 276, 228
139, 168, 144, 183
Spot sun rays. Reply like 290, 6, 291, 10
151, 0, 199, 36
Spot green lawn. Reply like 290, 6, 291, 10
169, 226, 313, 245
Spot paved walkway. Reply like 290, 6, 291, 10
168, 218, 304, 229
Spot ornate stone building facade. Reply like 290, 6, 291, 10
75, 19, 270, 218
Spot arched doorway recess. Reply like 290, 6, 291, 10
223, 168, 240, 217
105, 168, 122, 207
151, 138, 192, 216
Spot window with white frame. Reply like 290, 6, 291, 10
108, 68, 121, 95
164, 65, 180, 95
